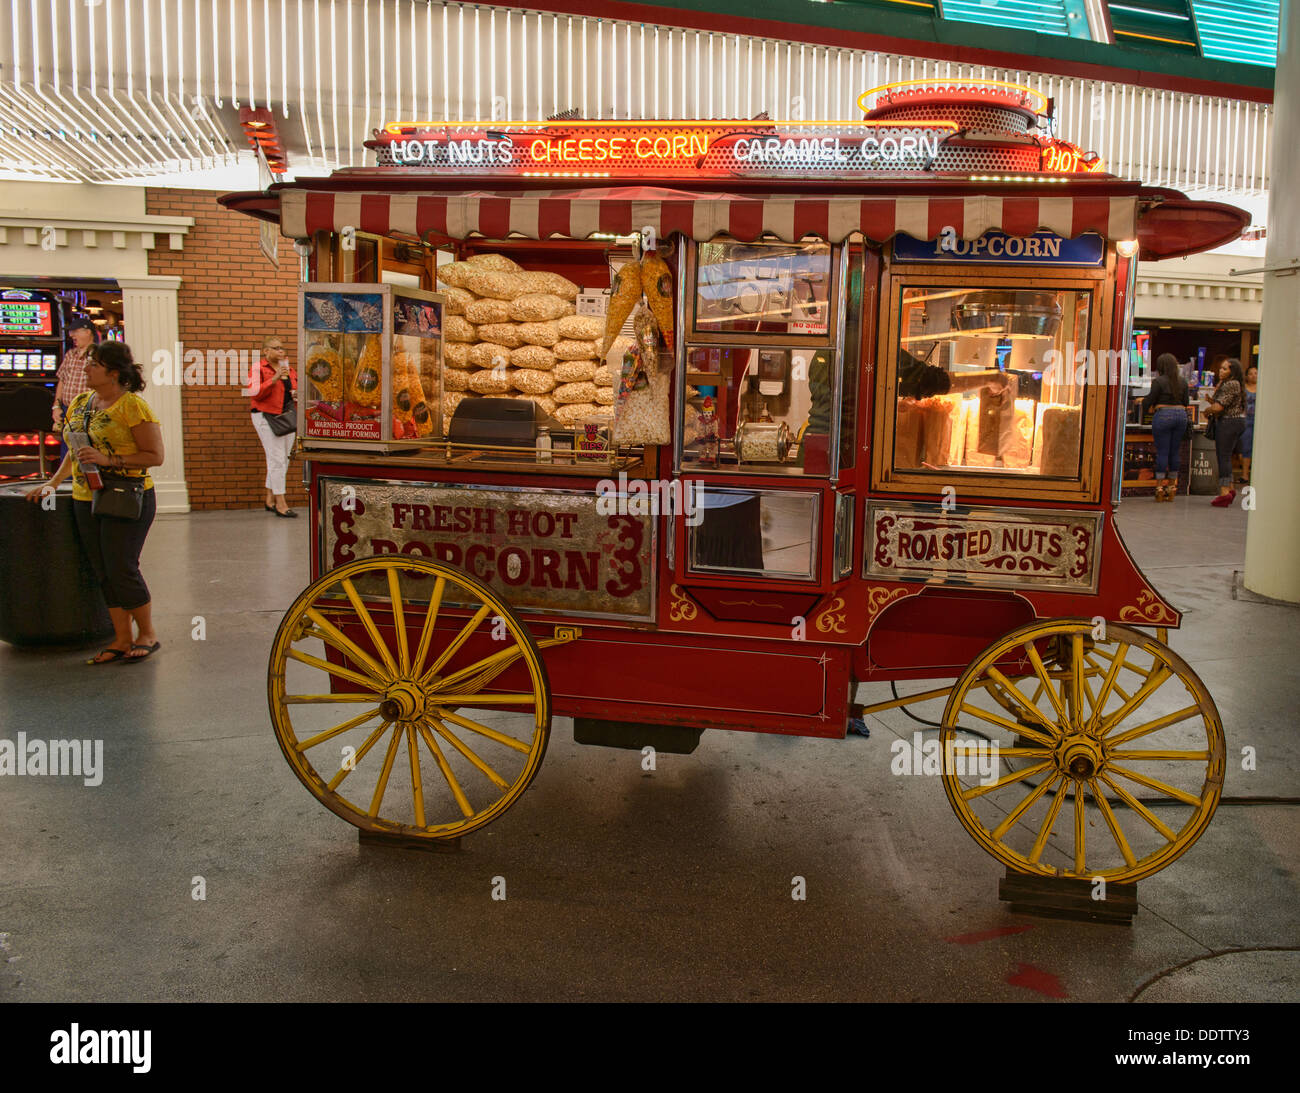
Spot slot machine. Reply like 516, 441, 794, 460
0, 288, 64, 477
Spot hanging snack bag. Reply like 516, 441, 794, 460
640, 250, 674, 341
346, 335, 383, 408
601, 260, 642, 356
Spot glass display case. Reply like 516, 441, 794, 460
298, 283, 444, 448
693, 240, 832, 337
678, 238, 845, 477
885, 284, 1094, 480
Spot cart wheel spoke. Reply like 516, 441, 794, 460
297, 706, 383, 751
303, 606, 393, 682
1089, 778, 1137, 869
419, 603, 493, 685
416, 720, 475, 818
941, 620, 1224, 882
991, 772, 1061, 842
326, 719, 394, 791
268, 556, 552, 841
1107, 705, 1203, 748
436, 708, 535, 755
285, 648, 385, 692
367, 723, 406, 817
962, 760, 1055, 801
1027, 779, 1068, 864
1024, 643, 1070, 727
411, 576, 446, 678
430, 717, 511, 791
387, 568, 411, 675
1072, 781, 1086, 875
985, 667, 1059, 737
1086, 642, 1128, 730
341, 577, 400, 679
406, 726, 426, 828
1106, 764, 1204, 807
1098, 773, 1178, 841
1099, 666, 1172, 736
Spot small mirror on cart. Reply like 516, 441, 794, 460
689, 487, 820, 580
694, 240, 831, 336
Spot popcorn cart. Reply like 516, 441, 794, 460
223, 81, 1248, 884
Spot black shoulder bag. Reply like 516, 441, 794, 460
92, 472, 145, 520
264, 378, 297, 437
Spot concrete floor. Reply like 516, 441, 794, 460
0, 492, 1296, 1003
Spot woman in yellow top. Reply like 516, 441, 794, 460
25, 341, 166, 663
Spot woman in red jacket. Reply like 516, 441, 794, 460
247, 335, 299, 517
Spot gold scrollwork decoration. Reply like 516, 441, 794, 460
668, 584, 698, 623
814, 596, 848, 635
865, 586, 910, 625
1118, 590, 1177, 625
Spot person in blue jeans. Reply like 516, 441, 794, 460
1142, 353, 1190, 502
1239, 363, 1257, 484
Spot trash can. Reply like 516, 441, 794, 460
1189, 430, 1219, 496
0, 481, 113, 646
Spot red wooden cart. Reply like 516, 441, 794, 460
224, 81, 1246, 883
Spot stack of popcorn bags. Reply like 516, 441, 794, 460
437, 254, 615, 427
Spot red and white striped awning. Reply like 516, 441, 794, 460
279, 186, 1138, 245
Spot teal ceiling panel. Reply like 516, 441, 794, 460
1191, 0, 1280, 66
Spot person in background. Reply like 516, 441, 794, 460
1204, 356, 1246, 507
25, 341, 164, 663
1239, 362, 1258, 485
52, 318, 97, 445
246, 334, 299, 517
1142, 352, 1190, 502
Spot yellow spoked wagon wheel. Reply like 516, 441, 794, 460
940, 619, 1224, 883
268, 556, 550, 841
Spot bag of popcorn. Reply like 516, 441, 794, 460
445, 315, 477, 343
516, 270, 580, 300
509, 294, 574, 322
444, 287, 474, 316
460, 268, 528, 301
554, 359, 598, 383
554, 381, 599, 405
464, 298, 513, 324
555, 339, 600, 361
465, 253, 522, 272
476, 323, 525, 348
512, 369, 558, 395
468, 367, 515, 394
468, 342, 514, 369
515, 321, 561, 347
510, 344, 557, 370
557, 314, 603, 341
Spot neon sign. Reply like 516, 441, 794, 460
1043, 140, 1106, 175
859, 78, 1049, 116
373, 114, 1105, 179
374, 121, 959, 177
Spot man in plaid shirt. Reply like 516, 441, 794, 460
53, 318, 97, 429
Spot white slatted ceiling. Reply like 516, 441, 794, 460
0, 0, 1272, 196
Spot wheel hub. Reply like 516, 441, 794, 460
380, 680, 428, 723
1058, 733, 1105, 780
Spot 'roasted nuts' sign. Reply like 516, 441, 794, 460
865, 502, 1101, 592
322, 478, 655, 620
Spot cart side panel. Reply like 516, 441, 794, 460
320, 612, 855, 738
